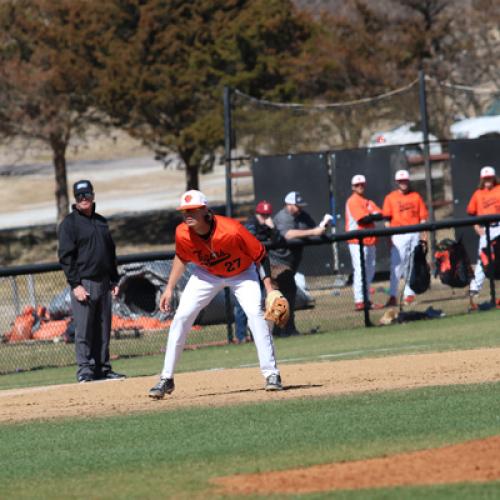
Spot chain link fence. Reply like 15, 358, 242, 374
1, 216, 498, 376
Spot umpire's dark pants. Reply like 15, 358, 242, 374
71, 277, 112, 380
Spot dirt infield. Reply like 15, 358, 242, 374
214, 435, 500, 494
1, 347, 500, 424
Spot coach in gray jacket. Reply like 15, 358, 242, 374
273, 191, 325, 336
58, 180, 125, 383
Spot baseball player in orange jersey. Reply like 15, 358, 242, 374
383, 169, 429, 306
466, 166, 500, 308
345, 174, 385, 311
149, 190, 282, 399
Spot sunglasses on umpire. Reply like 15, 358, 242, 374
76, 193, 94, 202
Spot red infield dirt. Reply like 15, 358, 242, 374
214, 435, 500, 494
1, 347, 500, 494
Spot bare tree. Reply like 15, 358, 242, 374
0, 0, 108, 223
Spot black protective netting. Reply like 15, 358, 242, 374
426, 78, 500, 141
231, 77, 500, 156
231, 79, 421, 156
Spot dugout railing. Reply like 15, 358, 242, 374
0, 214, 498, 375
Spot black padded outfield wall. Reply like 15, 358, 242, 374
332, 146, 408, 276
252, 153, 333, 276
450, 137, 500, 261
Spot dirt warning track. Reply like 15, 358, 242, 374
1, 347, 500, 424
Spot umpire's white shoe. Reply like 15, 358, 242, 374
148, 378, 175, 399
265, 374, 283, 391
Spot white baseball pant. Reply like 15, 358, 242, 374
348, 244, 376, 303
389, 232, 420, 298
160, 264, 279, 380
470, 225, 500, 294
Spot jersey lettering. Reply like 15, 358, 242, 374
193, 249, 231, 267
383, 190, 428, 227
175, 215, 266, 277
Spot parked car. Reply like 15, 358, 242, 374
368, 122, 443, 156
450, 99, 500, 139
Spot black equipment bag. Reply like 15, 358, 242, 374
480, 235, 500, 279
434, 238, 473, 288
409, 241, 431, 294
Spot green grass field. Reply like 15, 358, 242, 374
1, 311, 499, 499
0, 383, 499, 499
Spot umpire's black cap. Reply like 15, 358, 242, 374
73, 180, 94, 197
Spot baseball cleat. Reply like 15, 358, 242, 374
148, 378, 175, 399
265, 374, 283, 391
100, 371, 126, 380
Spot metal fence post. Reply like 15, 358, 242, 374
224, 287, 234, 344
418, 69, 436, 258
10, 276, 20, 316
223, 86, 235, 343
27, 274, 37, 307
485, 223, 496, 307
358, 238, 372, 327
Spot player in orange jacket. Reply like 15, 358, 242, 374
345, 174, 384, 311
466, 166, 500, 308
383, 169, 428, 306
149, 190, 282, 398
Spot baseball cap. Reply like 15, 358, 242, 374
395, 169, 410, 181
284, 191, 307, 206
177, 190, 208, 210
480, 166, 496, 178
73, 180, 94, 197
255, 200, 273, 215
351, 174, 366, 185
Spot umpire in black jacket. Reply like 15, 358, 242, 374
58, 180, 125, 383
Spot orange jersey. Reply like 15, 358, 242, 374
345, 192, 382, 246
383, 190, 428, 227
467, 185, 500, 216
175, 215, 266, 277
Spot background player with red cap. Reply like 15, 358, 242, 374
149, 190, 283, 399
233, 200, 286, 343
383, 169, 429, 307
345, 174, 385, 311
466, 166, 500, 309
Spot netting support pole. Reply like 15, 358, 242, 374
10, 276, 20, 316
223, 86, 234, 343
27, 274, 36, 307
418, 69, 436, 258
224, 85, 233, 218
358, 238, 372, 328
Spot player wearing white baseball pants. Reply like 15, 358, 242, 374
389, 232, 420, 299
161, 264, 279, 380
470, 225, 500, 294
348, 244, 376, 303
